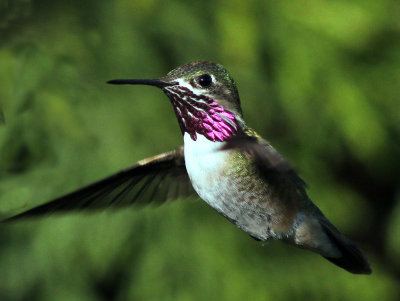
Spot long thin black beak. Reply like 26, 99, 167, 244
107, 79, 177, 88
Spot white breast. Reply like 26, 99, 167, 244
183, 133, 278, 240
183, 133, 230, 210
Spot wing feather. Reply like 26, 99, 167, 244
4, 146, 196, 221
222, 132, 308, 191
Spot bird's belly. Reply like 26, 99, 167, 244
184, 134, 283, 240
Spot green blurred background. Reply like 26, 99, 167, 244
1, 0, 399, 300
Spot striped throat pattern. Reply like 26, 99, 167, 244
164, 85, 238, 142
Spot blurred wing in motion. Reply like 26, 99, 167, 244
223, 133, 371, 274
222, 133, 307, 189
4, 146, 196, 221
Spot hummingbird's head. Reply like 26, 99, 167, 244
161, 62, 242, 115
108, 61, 243, 142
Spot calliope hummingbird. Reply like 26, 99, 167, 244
5, 61, 371, 274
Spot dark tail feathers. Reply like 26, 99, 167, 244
321, 221, 372, 274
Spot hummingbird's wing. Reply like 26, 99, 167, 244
4, 146, 196, 221
222, 132, 307, 189
222, 131, 310, 216
223, 133, 372, 274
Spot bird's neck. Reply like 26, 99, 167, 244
164, 85, 244, 142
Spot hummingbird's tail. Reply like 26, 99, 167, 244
319, 219, 372, 274
293, 213, 371, 274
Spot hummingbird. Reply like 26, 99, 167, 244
5, 61, 371, 274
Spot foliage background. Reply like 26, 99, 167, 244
0, 0, 399, 300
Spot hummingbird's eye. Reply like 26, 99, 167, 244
198, 74, 212, 88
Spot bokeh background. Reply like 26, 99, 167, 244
1, 0, 399, 300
